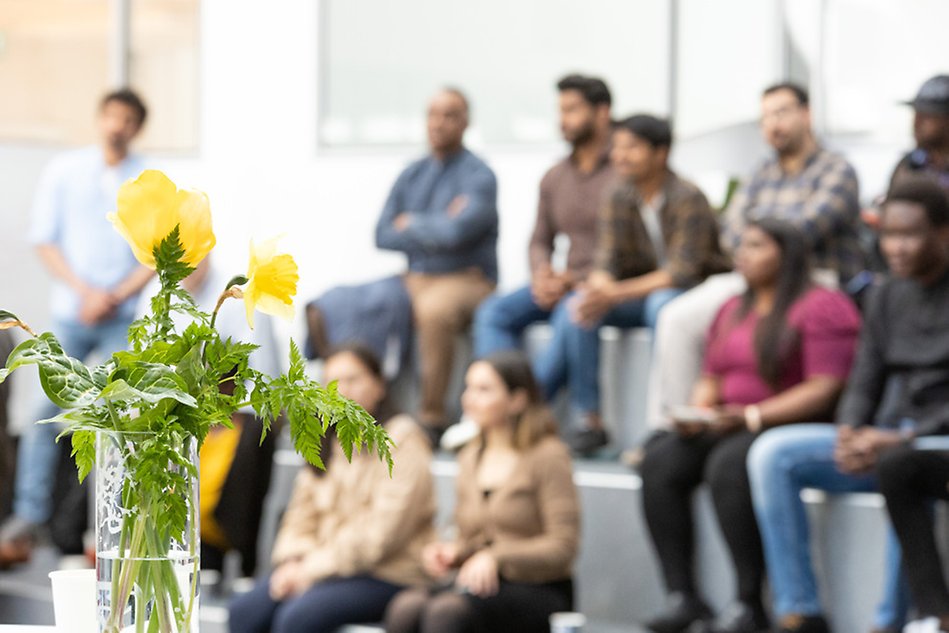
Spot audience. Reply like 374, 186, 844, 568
644, 82, 862, 434
374, 88, 499, 437
228, 344, 435, 633
384, 351, 579, 633
0, 89, 154, 566
747, 178, 949, 633
534, 114, 729, 454
471, 73, 615, 451
640, 220, 860, 633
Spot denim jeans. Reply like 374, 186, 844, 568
533, 287, 683, 416
747, 424, 909, 626
228, 574, 403, 633
13, 317, 131, 524
472, 285, 551, 359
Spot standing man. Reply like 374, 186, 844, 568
538, 115, 728, 455
749, 177, 949, 633
375, 88, 498, 437
644, 83, 862, 434
0, 89, 153, 564
473, 74, 615, 357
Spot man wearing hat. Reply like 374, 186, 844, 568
890, 74, 949, 194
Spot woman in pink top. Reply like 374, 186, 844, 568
639, 219, 861, 633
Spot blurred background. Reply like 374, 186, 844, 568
1, 0, 947, 433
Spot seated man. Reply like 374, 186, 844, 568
536, 114, 729, 454
375, 88, 498, 435
748, 177, 949, 633
473, 74, 614, 358
645, 82, 862, 435
889, 74, 949, 193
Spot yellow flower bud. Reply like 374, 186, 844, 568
108, 170, 216, 269
243, 237, 299, 329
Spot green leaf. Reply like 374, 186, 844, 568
225, 275, 248, 290
153, 226, 195, 289
70, 430, 96, 483
1, 333, 104, 407
0, 310, 21, 323
100, 363, 197, 407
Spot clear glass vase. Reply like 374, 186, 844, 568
96, 431, 200, 633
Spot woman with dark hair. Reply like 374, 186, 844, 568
228, 344, 435, 633
639, 220, 861, 633
384, 350, 580, 633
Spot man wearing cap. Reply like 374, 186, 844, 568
890, 74, 949, 195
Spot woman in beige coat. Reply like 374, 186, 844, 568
229, 344, 435, 633
385, 350, 580, 633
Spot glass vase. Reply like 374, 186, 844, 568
96, 431, 200, 633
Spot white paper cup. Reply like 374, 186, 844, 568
49, 569, 97, 633
549, 611, 586, 633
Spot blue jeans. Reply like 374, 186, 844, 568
228, 574, 403, 633
534, 288, 682, 415
472, 285, 551, 359
13, 317, 131, 524
747, 424, 909, 626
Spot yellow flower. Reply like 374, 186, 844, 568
108, 170, 216, 269
243, 237, 299, 329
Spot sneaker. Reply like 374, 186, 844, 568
701, 601, 769, 633
440, 417, 480, 451
568, 427, 609, 456
903, 617, 949, 633
777, 614, 830, 633
644, 592, 713, 633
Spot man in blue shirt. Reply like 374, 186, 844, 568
0, 89, 154, 565
375, 88, 498, 434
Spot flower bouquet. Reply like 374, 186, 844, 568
0, 170, 392, 633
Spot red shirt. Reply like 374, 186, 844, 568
702, 287, 861, 409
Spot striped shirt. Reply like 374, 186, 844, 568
722, 147, 863, 282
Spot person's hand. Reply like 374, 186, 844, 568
78, 287, 117, 325
269, 559, 308, 600
571, 280, 616, 327
835, 426, 902, 474
393, 213, 412, 232
530, 267, 569, 310
456, 551, 499, 597
446, 195, 469, 217
422, 541, 459, 579
709, 404, 747, 435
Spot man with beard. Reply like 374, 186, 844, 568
470, 74, 615, 452
0, 89, 154, 565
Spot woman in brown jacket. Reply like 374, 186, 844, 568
228, 344, 435, 633
385, 350, 581, 633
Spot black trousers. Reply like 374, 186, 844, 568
640, 429, 763, 604
385, 579, 573, 633
878, 444, 949, 617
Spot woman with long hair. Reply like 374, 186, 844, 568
228, 343, 435, 633
639, 220, 861, 633
385, 350, 580, 633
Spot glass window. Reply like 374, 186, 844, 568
319, 0, 672, 148
0, 0, 111, 144
0, 0, 199, 152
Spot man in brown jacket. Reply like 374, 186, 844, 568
537, 114, 729, 454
